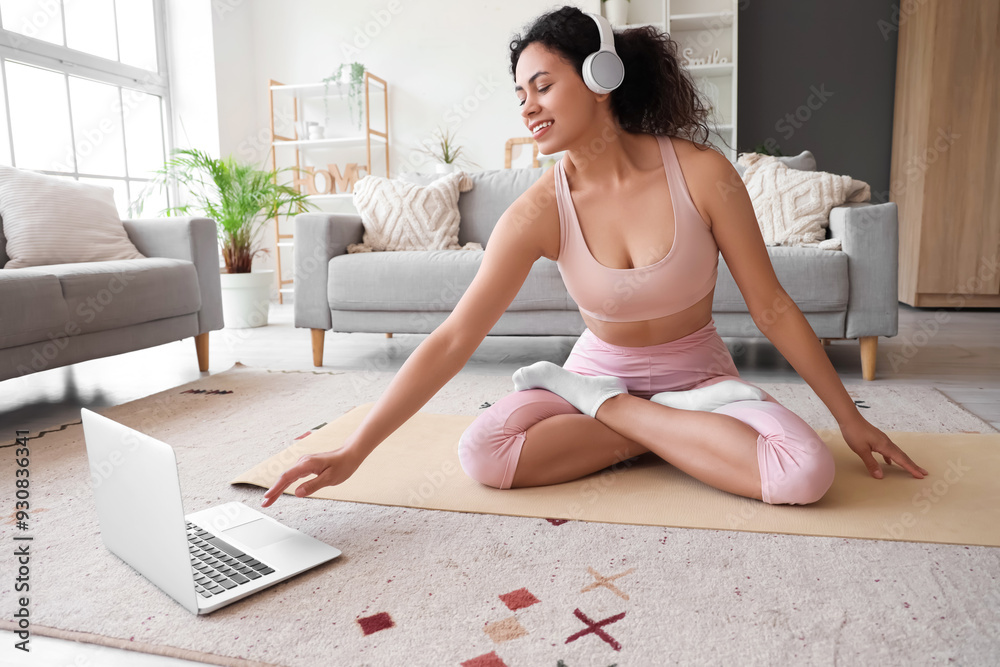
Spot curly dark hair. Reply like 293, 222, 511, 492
509, 5, 728, 154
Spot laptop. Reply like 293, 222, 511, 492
80, 408, 342, 615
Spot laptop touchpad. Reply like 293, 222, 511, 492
220, 518, 298, 549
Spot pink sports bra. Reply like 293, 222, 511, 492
554, 134, 719, 323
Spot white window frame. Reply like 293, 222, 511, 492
0, 0, 174, 216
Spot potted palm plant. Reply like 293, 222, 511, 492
132, 148, 315, 328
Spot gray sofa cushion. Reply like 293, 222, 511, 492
0, 269, 71, 348
400, 168, 548, 248
50, 257, 203, 335
328, 250, 574, 312
5, 257, 204, 340
713, 246, 848, 313
330, 245, 848, 316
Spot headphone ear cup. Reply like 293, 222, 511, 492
581, 52, 605, 95
582, 54, 594, 93
590, 51, 624, 93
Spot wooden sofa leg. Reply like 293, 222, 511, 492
194, 332, 209, 372
311, 329, 325, 367
385, 333, 393, 338
860, 336, 877, 381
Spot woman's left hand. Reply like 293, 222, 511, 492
840, 415, 929, 479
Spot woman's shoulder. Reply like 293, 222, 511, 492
511, 166, 560, 261
667, 136, 735, 232
670, 134, 723, 159
671, 135, 734, 180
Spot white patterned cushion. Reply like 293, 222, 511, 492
736, 153, 871, 250
347, 170, 482, 253
0, 165, 144, 269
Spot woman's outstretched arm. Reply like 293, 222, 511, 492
259, 329, 466, 506
261, 175, 556, 505
700, 150, 927, 481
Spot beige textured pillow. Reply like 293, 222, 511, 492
347, 170, 482, 253
0, 165, 145, 269
737, 153, 869, 250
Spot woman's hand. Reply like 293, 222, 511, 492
839, 415, 929, 480
260, 448, 364, 507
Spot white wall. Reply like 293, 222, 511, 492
171, 0, 600, 292
212, 0, 259, 168
164, 0, 220, 155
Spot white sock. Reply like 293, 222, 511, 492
649, 379, 766, 412
512, 360, 628, 418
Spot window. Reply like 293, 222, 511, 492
0, 0, 171, 218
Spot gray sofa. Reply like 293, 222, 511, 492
0, 216, 224, 382
295, 160, 898, 381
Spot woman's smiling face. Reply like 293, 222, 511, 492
515, 42, 599, 150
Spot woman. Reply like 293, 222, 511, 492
262, 6, 927, 509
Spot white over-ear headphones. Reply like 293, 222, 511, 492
581, 12, 625, 95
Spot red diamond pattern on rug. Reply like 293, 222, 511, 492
499, 587, 540, 611
461, 650, 509, 667
357, 611, 394, 635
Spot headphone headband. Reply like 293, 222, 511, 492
587, 12, 616, 50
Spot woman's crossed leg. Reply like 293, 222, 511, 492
457, 377, 835, 505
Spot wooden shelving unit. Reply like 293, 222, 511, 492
267, 72, 389, 303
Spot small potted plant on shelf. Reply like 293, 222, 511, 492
414, 124, 480, 174
131, 148, 316, 328
323, 62, 366, 132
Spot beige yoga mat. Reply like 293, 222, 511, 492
231, 402, 1000, 547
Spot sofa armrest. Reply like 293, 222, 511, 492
294, 212, 364, 330
828, 202, 899, 338
122, 216, 224, 335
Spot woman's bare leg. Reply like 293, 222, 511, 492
511, 395, 762, 499
510, 414, 651, 488
595, 394, 763, 500
507, 361, 764, 498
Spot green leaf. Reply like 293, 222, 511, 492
132, 148, 318, 273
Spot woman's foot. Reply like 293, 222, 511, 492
512, 360, 628, 418
649, 380, 766, 412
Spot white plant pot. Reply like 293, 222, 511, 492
434, 163, 457, 174
603, 0, 630, 26
219, 269, 273, 328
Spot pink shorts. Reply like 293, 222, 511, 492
457, 319, 835, 504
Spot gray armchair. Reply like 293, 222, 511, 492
0, 216, 224, 381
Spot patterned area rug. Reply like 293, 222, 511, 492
1, 361, 998, 667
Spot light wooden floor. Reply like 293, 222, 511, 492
2, 301, 998, 666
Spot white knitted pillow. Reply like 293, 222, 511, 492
0, 165, 145, 269
736, 153, 870, 251
347, 170, 482, 253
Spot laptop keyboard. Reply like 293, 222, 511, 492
186, 521, 276, 598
